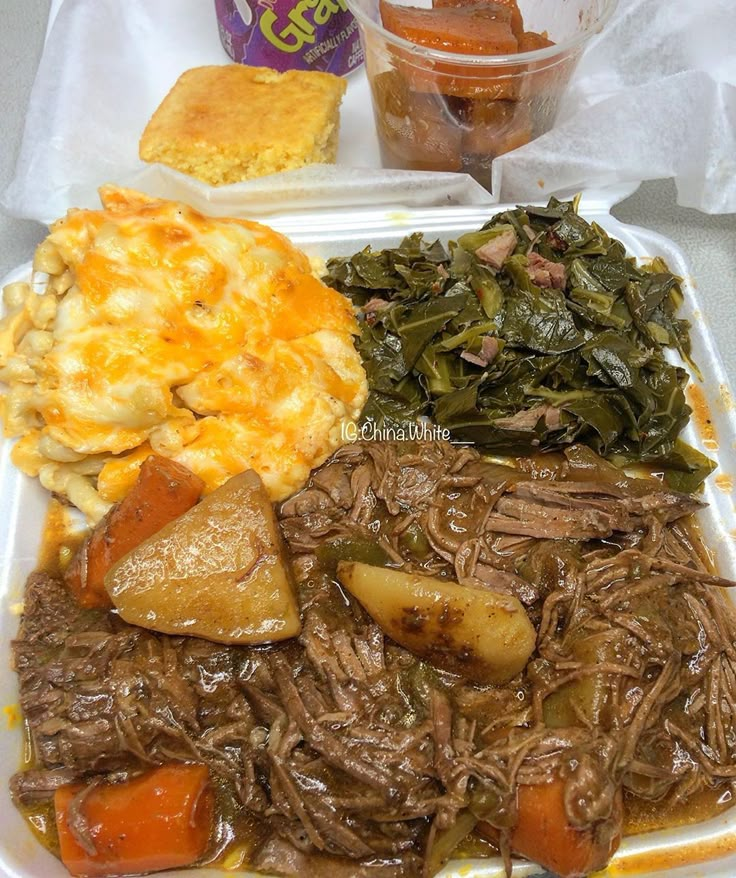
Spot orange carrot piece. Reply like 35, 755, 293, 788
55, 764, 214, 877
478, 777, 622, 878
65, 455, 204, 609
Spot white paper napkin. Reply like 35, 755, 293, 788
492, 0, 736, 213
1, 0, 494, 223
3, 0, 735, 223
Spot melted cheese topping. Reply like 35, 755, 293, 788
4, 186, 367, 506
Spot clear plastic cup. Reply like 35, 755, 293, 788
347, 0, 618, 190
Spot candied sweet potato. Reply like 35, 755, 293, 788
379, 0, 520, 99
518, 29, 555, 52
373, 0, 564, 173
433, 0, 523, 37
372, 70, 464, 171
380, 0, 518, 55
462, 98, 532, 156
485, 0, 523, 35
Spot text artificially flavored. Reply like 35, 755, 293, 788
215, 0, 364, 75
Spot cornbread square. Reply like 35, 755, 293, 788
139, 65, 347, 185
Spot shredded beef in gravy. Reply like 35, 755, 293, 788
12, 441, 736, 877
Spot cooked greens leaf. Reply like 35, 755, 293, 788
361, 376, 428, 428
456, 224, 517, 255
354, 322, 408, 391
388, 296, 464, 369
323, 197, 711, 489
502, 285, 586, 355
469, 265, 505, 321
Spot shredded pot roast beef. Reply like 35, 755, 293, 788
12, 441, 736, 877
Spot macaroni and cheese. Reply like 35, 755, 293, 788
0, 187, 367, 522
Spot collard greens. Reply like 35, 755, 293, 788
324, 198, 713, 491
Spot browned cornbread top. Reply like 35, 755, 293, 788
139, 65, 347, 184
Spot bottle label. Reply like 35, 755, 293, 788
215, 0, 364, 76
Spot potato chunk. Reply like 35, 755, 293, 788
106, 470, 301, 644
337, 561, 535, 683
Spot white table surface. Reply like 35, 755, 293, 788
2, 0, 736, 397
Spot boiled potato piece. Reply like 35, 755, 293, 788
106, 470, 300, 644
337, 561, 535, 683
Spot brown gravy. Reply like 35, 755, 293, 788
16, 490, 736, 874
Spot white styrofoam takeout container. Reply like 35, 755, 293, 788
0, 201, 735, 878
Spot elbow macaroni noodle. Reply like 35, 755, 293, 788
0, 187, 367, 523
0, 275, 115, 522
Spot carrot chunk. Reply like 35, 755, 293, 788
65, 455, 204, 608
55, 764, 214, 877
477, 777, 622, 878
